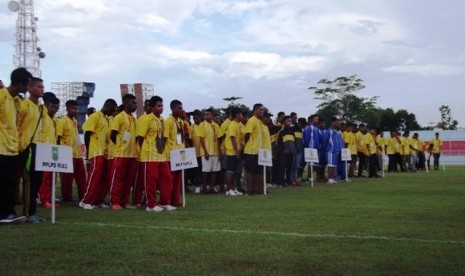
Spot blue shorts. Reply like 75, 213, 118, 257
326, 152, 339, 167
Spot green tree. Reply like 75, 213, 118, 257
437, 105, 458, 130
309, 75, 378, 122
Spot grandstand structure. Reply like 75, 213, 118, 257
51, 82, 95, 134
120, 83, 155, 117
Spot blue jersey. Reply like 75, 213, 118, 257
323, 127, 343, 153
303, 124, 320, 150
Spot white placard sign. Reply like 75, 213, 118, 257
35, 143, 73, 173
341, 148, 352, 161
304, 148, 319, 163
258, 149, 272, 167
170, 147, 198, 171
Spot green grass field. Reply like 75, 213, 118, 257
2, 167, 465, 275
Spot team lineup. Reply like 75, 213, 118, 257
0, 68, 444, 224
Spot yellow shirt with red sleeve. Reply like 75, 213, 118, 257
430, 138, 443, 154
40, 112, 57, 145
197, 120, 221, 156
164, 115, 186, 158
18, 98, 48, 152
57, 115, 82, 158
189, 123, 202, 158
106, 116, 115, 159
137, 113, 167, 162
83, 110, 109, 159
135, 113, 150, 159
365, 133, 377, 155
225, 121, 243, 156
243, 116, 263, 155
111, 111, 137, 158
0, 88, 21, 156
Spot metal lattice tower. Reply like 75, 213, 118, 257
51, 82, 95, 133
8, 0, 45, 77
120, 83, 155, 117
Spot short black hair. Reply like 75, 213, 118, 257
170, 99, 182, 110
149, 95, 163, 107
66, 100, 78, 108
122, 93, 136, 103
231, 107, 242, 118
42, 92, 56, 105
253, 103, 263, 111
11, 68, 32, 86
104, 98, 118, 107
191, 109, 201, 116
49, 97, 60, 105
359, 123, 366, 128
331, 116, 339, 122
205, 108, 214, 114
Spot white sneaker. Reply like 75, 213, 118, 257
79, 202, 94, 210
96, 203, 110, 209
194, 187, 201, 194
327, 179, 337, 184
146, 206, 163, 212
233, 189, 243, 195
162, 205, 177, 211
153, 205, 164, 212
226, 190, 237, 196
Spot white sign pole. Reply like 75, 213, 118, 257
382, 148, 385, 178
345, 160, 349, 182
51, 172, 56, 224
310, 163, 314, 187
263, 166, 267, 195
182, 169, 186, 208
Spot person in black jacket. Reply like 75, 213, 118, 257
276, 116, 296, 186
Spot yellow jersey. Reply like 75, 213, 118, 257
57, 115, 82, 158
18, 98, 48, 152
106, 116, 115, 159
225, 121, 243, 156
430, 138, 443, 154
137, 113, 167, 162
83, 110, 109, 159
189, 123, 202, 158
164, 115, 185, 158
355, 131, 368, 155
0, 88, 20, 155
243, 116, 263, 155
365, 134, 377, 155
111, 111, 137, 158
198, 121, 221, 156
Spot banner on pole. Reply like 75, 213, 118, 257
304, 148, 319, 163
170, 147, 198, 171
258, 149, 272, 167
341, 148, 352, 161
35, 143, 73, 173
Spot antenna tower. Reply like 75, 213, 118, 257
8, 0, 45, 77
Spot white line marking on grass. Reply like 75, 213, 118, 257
60, 222, 465, 246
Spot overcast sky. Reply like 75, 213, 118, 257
1, 0, 464, 127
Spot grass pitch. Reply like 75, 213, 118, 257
1, 167, 465, 275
